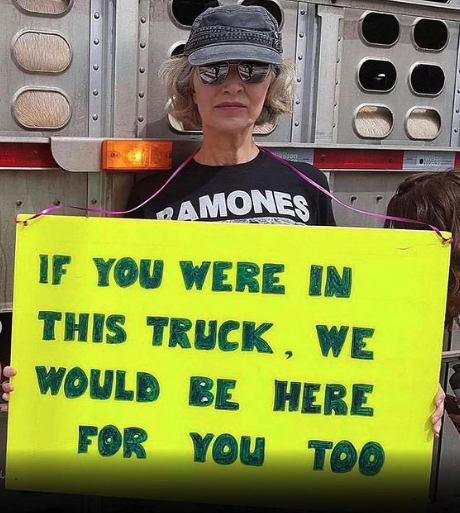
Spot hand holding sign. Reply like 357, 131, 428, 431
0, 363, 16, 412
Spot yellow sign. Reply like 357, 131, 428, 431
6, 215, 450, 511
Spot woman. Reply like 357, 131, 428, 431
126, 4, 335, 226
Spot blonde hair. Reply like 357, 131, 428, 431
159, 56, 295, 130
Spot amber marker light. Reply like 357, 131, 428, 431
102, 140, 172, 171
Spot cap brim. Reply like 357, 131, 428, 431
187, 44, 283, 65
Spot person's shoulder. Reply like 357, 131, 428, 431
284, 160, 328, 185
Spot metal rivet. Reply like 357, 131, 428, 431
94, 12, 100, 19
300, 9, 306, 15
295, 99, 301, 105
140, 42, 146, 49
294, 121, 299, 127
92, 114, 99, 121
93, 64, 99, 71
376, 195, 383, 202
299, 32, 304, 38
139, 92, 145, 98
350, 195, 357, 203
93, 38, 100, 45
54, 200, 61, 206
92, 89, 99, 96
456, 108, 460, 114
298, 55, 303, 61
455, 128, 459, 133
457, 89, 460, 94
296, 77, 302, 83
141, 16, 147, 23
139, 67, 145, 73
138, 116, 144, 122
91, 199, 98, 205
16, 200, 22, 207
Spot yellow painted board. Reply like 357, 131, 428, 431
6, 215, 451, 512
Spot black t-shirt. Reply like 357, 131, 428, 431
126, 150, 336, 226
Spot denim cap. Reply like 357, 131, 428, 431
184, 5, 283, 66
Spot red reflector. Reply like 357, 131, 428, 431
313, 149, 405, 170
0, 143, 58, 168
454, 153, 460, 171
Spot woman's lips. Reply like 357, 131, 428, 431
215, 102, 246, 111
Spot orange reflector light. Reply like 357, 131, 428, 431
102, 140, 172, 171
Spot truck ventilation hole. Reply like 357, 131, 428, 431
410, 64, 445, 95
358, 59, 396, 92
354, 105, 393, 139
413, 20, 448, 51
240, 0, 283, 27
405, 108, 441, 140
171, 0, 219, 27
13, 89, 71, 129
361, 13, 399, 46
14, 0, 71, 15
170, 43, 185, 57
13, 32, 71, 73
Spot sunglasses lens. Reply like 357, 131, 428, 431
198, 62, 271, 85
198, 63, 229, 84
238, 63, 271, 83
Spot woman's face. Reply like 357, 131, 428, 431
191, 61, 272, 134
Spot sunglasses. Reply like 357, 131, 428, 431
198, 61, 273, 85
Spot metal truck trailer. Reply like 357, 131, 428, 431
0, 0, 460, 510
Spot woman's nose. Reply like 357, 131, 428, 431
222, 65, 244, 91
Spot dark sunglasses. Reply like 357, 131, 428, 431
198, 61, 273, 85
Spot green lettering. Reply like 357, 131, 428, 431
273, 380, 301, 411
308, 440, 333, 470
212, 261, 232, 292
180, 261, 211, 290
235, 262, 260, 292
325, 266, 352, 298
38, 310, 62, 340
309, 265, 323, 296
262, 263, 285, 294
64, 367, 88, 398
331, 440, 357, 473
35, 366, 66, 395
351, 384, 374, 416
169, 318, 192, 348
123, 427, 148, 459
301, 383, 322, 414
216, 379, 239, 410
218, 320, 239, 351
242, 322, 273, 353
190, 432, 214, 462
324, 384, 347, 415
351, 327, 374, 360
139, 259, 164, 289
316, 325, 349, 357
114, 257, 138, 287
93, 258, 116, 286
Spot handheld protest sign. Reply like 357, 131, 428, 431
6, 215, 450, 511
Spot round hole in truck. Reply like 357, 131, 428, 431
358, 59, 397, 92
240, 0, 283, 28
361, 13, 399, 46
12, 31, 72, 73
13, 88, 71, 130
170, 0, 219, 27
410, 64, 445, 95
413, 19, 448, 51
13, 0, 72, 15
405, 107, 441, 140
354, 105, 393, 139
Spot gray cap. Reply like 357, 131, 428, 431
183, 5, 283, 66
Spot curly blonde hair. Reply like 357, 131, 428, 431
159, 56, 295, 130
